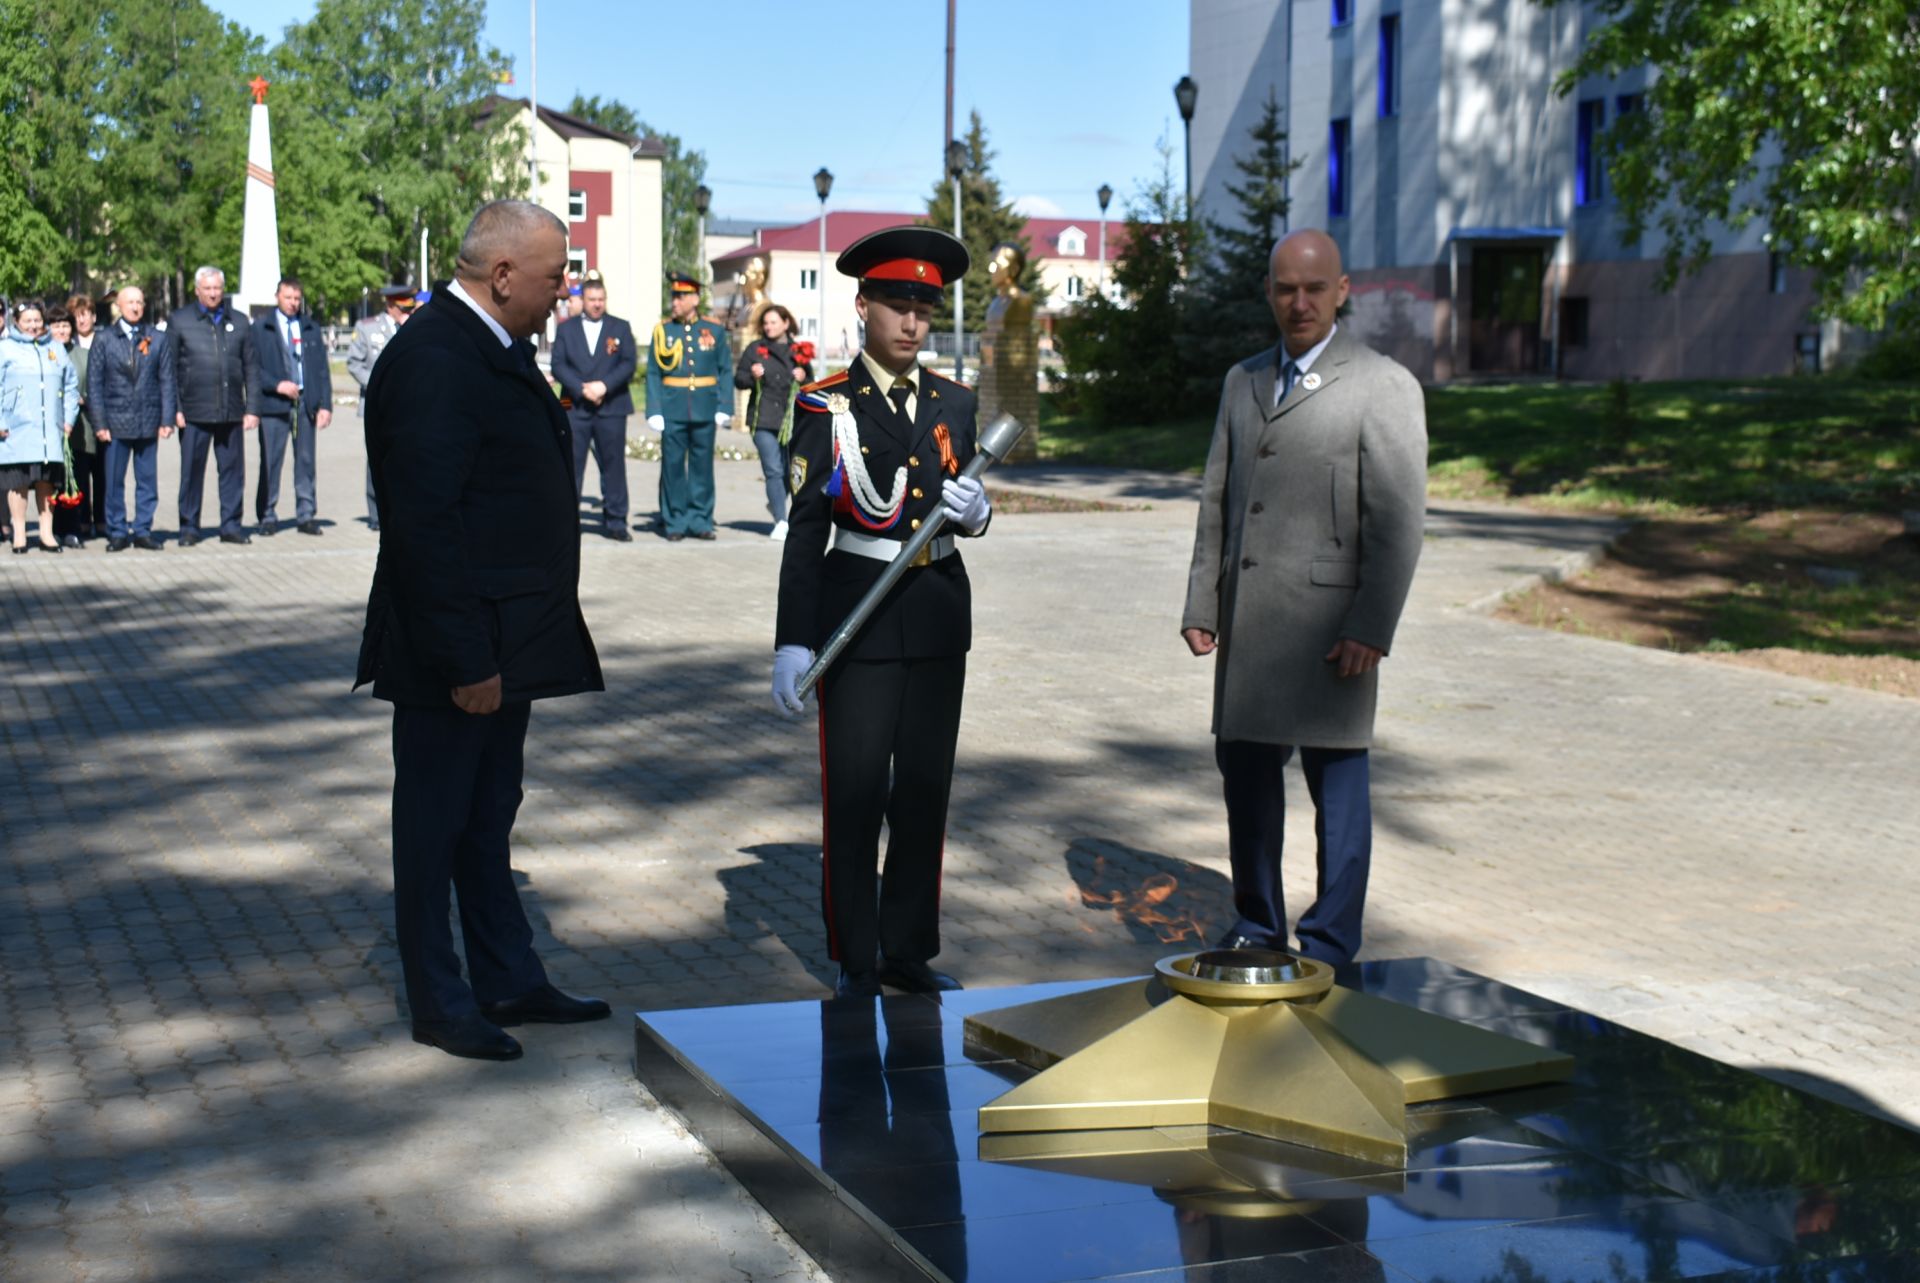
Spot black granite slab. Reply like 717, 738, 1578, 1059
632, 959, 1920, 1282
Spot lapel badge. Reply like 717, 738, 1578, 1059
929, 387, 940, 399
1302, 371, 1323, 391
826, 393, 851, 415
858, 385, 873, 396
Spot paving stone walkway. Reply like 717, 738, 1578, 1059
3, 409, 1915, 1280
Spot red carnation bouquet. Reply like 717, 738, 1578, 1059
791, 340, 816, 368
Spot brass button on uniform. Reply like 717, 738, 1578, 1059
910, 518, 922, 530
908, 455, 920, 467
861, 446, 870, 455
912, 487, 924, 499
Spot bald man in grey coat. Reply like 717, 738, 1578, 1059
1182, 230, 1427, 966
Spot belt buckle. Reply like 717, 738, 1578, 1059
909, 543, 932, 568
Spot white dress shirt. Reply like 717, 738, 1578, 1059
1275, 323, 1338, 405
448, 278, 514, 349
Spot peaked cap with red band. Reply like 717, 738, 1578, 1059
836, 225, 970, 305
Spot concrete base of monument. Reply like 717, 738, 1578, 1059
631, 958, 1920, 1283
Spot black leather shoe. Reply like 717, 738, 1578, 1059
297, 520, 322, 536
131, 535, 163, 551
105, 537, 130, 552
877, 958, 963, 993
835, 968, 883, 998
411, 1016, 523, 1061
178, 531, 201, 547
60, 534, 82, 549
606, 528, 632, 542
258, 518, 278, 536
219, 532, 251, 545
36, 542, 61, 555
479, 983, 611, 1026
692, 529, 716, 541
10, 545, 29, 555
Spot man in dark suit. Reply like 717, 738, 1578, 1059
171, 266, 259, 545
549, 272, 638, 540
357, 199, 608, 1061
1181, 230, 1428, 967
769, 227, 992, 998
253, 276, 334, 536
88, 285, 178, 551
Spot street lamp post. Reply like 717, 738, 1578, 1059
693, 183, 711, 286
813, 167, 833, 356
1173, 75, 1199, 211
1096, 182, 1113, 298
947, 137, 967, 380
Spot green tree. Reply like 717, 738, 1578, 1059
272, 0, 520, 317
1545, 0, 1920, 334
923, 110, 1045, 335
566, 92, 707, 309
0, 0, 85, 293
1055, 135, 1202, 425
91, 0, 256, 309
1186, 87, 1300, 379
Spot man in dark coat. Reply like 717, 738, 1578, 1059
549, 272, 637, 540
769, 226, 992, 998
253, 277, 333, 536
1181, 230, 1428, 967
356, 200, 607, 1061
171, 266, 260, 545
88, 285, 178, 551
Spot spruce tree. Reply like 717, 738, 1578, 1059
1185, 87, 1300, 388
922, 111, 1044, 337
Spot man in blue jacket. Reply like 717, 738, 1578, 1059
253, 277, 333, 536
88, 286, 177, 551
549, 273, 637, 540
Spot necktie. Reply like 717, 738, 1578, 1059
1280, 360, 1302, 404
289, 322, 304, 390
888, 379, 915, 420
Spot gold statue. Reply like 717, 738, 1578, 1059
978, 240, 1039, 462
732, 256, 772, 428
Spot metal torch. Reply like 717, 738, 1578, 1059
795, 413, 1027, 702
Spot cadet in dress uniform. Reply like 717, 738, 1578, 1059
643, 273, 732, 540
346, 283, 416, 532
769, 227, 994, 998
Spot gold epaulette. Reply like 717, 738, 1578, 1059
800, 369, 851, 395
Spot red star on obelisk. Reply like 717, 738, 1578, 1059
248, 76, 269, 104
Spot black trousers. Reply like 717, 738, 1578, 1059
177, 419, 247, 535
569, 410, 629, 529
816, 656, 966, 969
390, 701, 548, 1026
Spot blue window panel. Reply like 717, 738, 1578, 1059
1332, 0, 1351, 27
1380, 15, 1401, 117
1329, 118, 1352, 217
1575, 98, 1605, 206
1614, 92, 1643, 117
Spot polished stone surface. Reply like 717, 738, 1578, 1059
633, 959, 1920, 1282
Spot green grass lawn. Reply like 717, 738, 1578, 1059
1038, 378, 1920, 515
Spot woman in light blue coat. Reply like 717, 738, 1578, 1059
1, 299, 81, 554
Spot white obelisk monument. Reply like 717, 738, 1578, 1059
235, 76, 282, 317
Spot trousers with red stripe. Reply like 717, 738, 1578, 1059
816, 656, 966, 970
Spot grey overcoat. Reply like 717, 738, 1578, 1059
1182, 327, 1428, 749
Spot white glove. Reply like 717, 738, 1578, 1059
646, 415, 665, 433
941, 475, 990, 533
714, 411, 732, 429
772, 645, 814, 717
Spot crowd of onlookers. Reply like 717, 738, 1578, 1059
0, 267, 333, 554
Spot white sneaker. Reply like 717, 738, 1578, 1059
769, 520, 789, 542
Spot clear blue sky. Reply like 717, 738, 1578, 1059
212, 0, 1190, 227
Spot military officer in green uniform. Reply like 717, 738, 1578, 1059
644, 272, 732, 540
769, 226, 993, 998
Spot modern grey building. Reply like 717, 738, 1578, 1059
1188, 0, 1831, 382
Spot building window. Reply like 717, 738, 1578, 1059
799, 268, 819, 291
1328, 118, 1351, 218
1066, 275, 1084, 300
567, 248, 587, 277
1575, 99, 1605, 206
1379, 15, 1401, 117
1561, 297, 1589, 348
801, 316, 819, 339
1331, 0, 1351, 26
1770, 252, 1788, 294
1796, 332, 1821, 375
1614, 92, 1643, 119
567, 189, 587, 220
